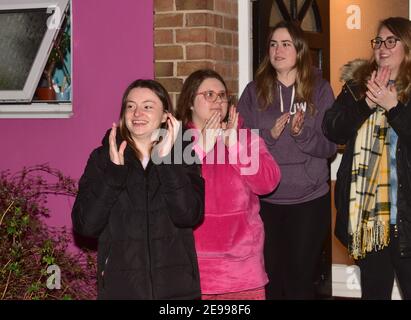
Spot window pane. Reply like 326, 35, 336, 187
0, 9, 52, 90
269, 0, 319, 32
300, 7, 318, 32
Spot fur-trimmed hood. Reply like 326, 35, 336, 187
340, 59, 373, 84
339, 59, 374, 100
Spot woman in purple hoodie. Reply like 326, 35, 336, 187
237, 21, 336, 299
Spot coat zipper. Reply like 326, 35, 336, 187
145, 175, 155, 299
101, 245, 111, 289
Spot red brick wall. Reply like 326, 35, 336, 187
154, 0, 239, 108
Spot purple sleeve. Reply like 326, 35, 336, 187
237, 82, 277, 146
237, 83, 256, 128
292, 80, 337, 158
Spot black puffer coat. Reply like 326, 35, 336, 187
72, 129, 205, 299
322, 60, 411, 258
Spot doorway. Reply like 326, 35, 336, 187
253, 0, 330, 81
249, 0, 411, 299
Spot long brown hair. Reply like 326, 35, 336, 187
176, 69, 229, 125
118, 79, 172, 159
371, 17, 411, 103
255, 21, 315, 114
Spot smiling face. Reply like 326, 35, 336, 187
374, 26, 405, 79
124, 87, 167, 142
191, 77, 228, 128
269, 28, 297, 75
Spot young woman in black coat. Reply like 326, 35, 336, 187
72, 79, 205, 300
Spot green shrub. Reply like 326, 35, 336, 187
0, 164, 96, 300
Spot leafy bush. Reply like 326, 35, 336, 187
0, 165, 96, 300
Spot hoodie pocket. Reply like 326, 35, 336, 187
195, 211, 256, 260
277, 162, 317, 199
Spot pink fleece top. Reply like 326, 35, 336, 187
188, 121, 281, 294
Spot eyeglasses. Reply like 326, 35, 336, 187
196, 90, 229, 103
371, 37, 401, 49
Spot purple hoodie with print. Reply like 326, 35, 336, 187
237, 72, 336, 204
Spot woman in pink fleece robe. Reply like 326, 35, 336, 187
176, 69, 281, 299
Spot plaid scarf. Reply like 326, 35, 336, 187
348, 107, 390, 259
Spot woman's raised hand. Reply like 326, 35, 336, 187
270, 113, 290, 139
290, 109, 305, 136
155, 113, 181, 158
109, 123, 127, 165
198, 111, 222, 154
366, 67, 398, 111
222, 105, 239, 147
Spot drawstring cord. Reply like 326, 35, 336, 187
279, 84, 295, 113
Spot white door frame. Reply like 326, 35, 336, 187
238, 0, 253, 95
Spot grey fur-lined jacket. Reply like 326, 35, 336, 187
322, 59, 411, 258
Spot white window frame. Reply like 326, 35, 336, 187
0, 0, 72, 118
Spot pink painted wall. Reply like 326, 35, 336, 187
0, 0, 154, 249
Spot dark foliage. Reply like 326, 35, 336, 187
0, 165, 96, 300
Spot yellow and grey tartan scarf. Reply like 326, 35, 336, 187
348, 107, 390, 260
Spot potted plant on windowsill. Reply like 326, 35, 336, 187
35, 11, 71, 101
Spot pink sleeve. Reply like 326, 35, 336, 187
228, 129, 281, 195
192, 142, 207, 161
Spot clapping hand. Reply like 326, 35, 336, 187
290, 109, 305, 136
109, 123, 127, 165
198, 111, 222, 154
222, 105, 239, 147
270, 113, 290, 139
366, 67, 398, 111
153, 112, 181, 158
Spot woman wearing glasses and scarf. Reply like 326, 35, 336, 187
237, 21, 336, 299
323, 17, 411, 299
176, 69, 281, 299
